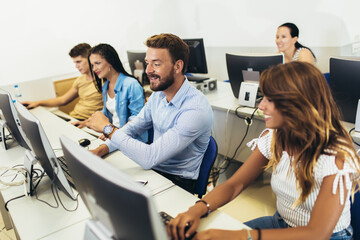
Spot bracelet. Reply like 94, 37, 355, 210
246, 229, 252, 240
195, 199, 210, 217
255, 227, 261, 240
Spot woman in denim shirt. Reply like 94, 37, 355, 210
74, 43, 147, 142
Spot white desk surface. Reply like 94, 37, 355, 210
206, 81, 264, 120
0, 106, 246, 239
0, 144, 91, 240
33, 107, 175, 196
0, 107, 172, 239
44, 185, 249, 240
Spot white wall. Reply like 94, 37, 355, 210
0, 0, 358, 87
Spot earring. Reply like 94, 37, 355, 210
108, 67, 111, 73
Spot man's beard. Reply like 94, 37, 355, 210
148, 69, 175, 92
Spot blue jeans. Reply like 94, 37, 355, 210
244, 211, 353, 240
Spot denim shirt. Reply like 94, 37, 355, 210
101, 73, 147, 142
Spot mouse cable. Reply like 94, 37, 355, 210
51, 156, 80, 212
5, 194, 26, 211
34, 165, 60, 209
54, 185, 80, 212
34, 182, 59, 209
35, 161, 79, 212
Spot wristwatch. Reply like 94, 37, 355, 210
103, 124, 116, 138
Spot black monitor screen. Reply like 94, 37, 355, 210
183, 38, 208, 75
226, 53, 284, 98
330, 57, 360, 123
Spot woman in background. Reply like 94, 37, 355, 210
73, 43, 147, 142
276, 22, 316, 64
168, 62, 359, 240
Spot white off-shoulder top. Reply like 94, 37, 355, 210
247, 129, 359, 232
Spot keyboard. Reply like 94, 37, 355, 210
159, 211, 173, 225
159, 211, 196, 239
56, 156, 76, 188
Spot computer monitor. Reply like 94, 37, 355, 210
226, 53, 284, 98
60, 135, 168, 240
330, 57, 360, 123
15, 103, 76, 200
127, 51, 149, 85
0, 89, 31, 150
183, 38, 208, 82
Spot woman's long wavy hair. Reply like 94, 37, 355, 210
88, 43, 139, 93
260, 62, 360, 205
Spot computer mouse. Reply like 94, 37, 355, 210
78, 138, 91, 147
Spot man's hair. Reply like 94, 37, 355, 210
69, 43, 91, 58
145, 33, 189, 74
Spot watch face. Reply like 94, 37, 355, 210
103, 124, 113, 134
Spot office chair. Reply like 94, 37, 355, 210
351, 190, 360, 239
194, 136, 218, 198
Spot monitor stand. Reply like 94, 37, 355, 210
0, 119, 8, 150
24, 150, 38, 196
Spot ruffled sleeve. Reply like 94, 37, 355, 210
246, 128, 273, 159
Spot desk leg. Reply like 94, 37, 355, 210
0, 192, 13, 230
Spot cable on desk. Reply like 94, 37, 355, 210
31, 169, 45, 193
0, 165, 27, 189
5, 194, 26, 211
54, 185, 80, 212
34, 162, 80, 212
34, 183, 59, 209
349, 128, 360, 146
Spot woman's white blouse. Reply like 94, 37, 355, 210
247, 129, 358, 232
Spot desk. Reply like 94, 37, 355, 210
206, 81, 360, 161
0, 107, 248, 239
206, 81, 265, 162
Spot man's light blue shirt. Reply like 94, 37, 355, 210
105, 78, 213, 179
